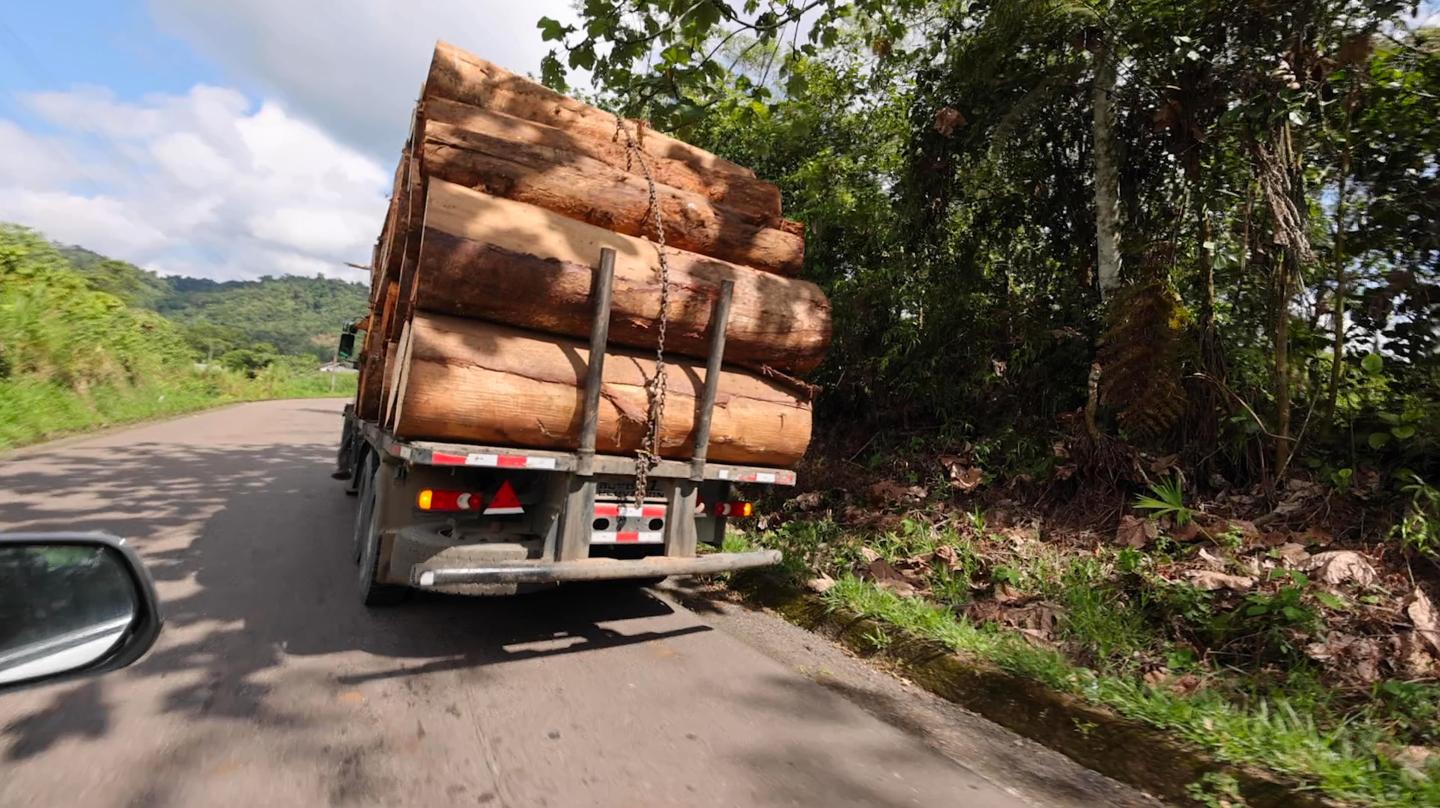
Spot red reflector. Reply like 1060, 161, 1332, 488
484, 481, 524, 515
417, 489, 484, 512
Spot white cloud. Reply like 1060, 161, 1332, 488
2, 1, 579, 281
147, 0, 577, 159
0, 85, 387, 280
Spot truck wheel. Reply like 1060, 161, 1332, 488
356, 461, 408, 607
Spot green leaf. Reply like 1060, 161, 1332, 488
537, 17, 570, 42
1368, 432, 1392, 450
1315, 591, 1347, 610
1361, 353, 1384, 374
1392, 425, 1417, 440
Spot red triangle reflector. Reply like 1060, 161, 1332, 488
484, 481, 523, 515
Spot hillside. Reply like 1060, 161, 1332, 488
58, 245, 369, 360
0, 224, 356, 448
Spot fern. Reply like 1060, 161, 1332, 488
1099, 275, 1192, 440
1134, 475, 1193, 525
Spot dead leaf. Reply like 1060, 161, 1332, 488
1183, 569, 1256, 592
1053, 464, 1077, 481
1273, 542, 1311, 566
1169, 673, 1203, 696
1404, 588, 1440, 658
1005, 601, 1065, 644
1290, 526, 1334, 547
1306, 633, 1383, 685
933, 544, 962, 570
791, 491, 823, 511
1149, 454, 1180, 474
862, 558, 918, 597
1171, 521, 1203, 543
1393, 631, 1440, 678
859, 546, 881, 564
932, 105, 966, 137
1303, 551, 1379, 587
868, 480, 926, 504
1115, 515, 1159, 548
1196, 548, 1228, 570
805, 574, 835, 594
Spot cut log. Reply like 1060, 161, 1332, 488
416, 180, 830, 374
423, 97, 782, 224
394, 314, 812, 467
423, 42, 780, 218
422, 120, 804, 274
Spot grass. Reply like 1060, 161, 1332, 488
0, 366, 355, 451
729, 520, 1440, 807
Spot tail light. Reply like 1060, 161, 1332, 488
714, 501, 754, 517
416, 489, 484, 512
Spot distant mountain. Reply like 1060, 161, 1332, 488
56, 245, 369, 360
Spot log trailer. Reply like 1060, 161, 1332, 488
333, 247, 787, 605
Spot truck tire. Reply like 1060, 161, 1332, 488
356, 460, 409, 607
350, 450, 374, 565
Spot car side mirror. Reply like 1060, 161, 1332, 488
0, 532, 162, 695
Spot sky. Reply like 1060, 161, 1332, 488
0, 0, 574, 280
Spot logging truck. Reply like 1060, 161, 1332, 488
330, 43, 823, 604
332, 247, 793, 605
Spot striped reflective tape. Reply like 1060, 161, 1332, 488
428, 451, 557, 470
590, 531, 664, 545
594, 504, 666, 518
714, 468, 793, 484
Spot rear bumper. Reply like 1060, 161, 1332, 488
410, 550, 781, 587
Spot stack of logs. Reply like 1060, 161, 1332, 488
354, 42, 831, 468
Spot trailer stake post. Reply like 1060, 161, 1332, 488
689, 280, 734, 481
577, 247, 616, 477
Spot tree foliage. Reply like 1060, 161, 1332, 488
545, 1, 1439, 492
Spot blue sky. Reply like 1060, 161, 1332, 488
0, 0, 573, 280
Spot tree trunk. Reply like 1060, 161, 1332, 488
394, 313, 813, 468
1324, 127, 1354, 426
424, 42, 782, 219
414, 180, 831, 374
422, 120, 805, 274
1091, 40, 1123, 300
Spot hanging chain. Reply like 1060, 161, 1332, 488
614, 114, 671, 509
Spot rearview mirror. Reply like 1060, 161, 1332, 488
0, 532, 162, 694
337, 324, 358, 365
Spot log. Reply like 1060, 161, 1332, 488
423, 97, 784, 225
422, 120, 804, 275
416, 180, 831, 374
423, 42, 781, 219
394, 314, 812, 467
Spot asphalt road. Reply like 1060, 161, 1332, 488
0, 400, 1152, 807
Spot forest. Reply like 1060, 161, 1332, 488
0, 224, 362, 448
536, 1, 1438, 804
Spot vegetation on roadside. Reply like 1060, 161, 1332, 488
541, 5, 1439, 801
0, 225, 355, 450
728, 500, 1440, 806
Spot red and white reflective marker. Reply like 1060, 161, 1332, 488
484, 481, 524, 515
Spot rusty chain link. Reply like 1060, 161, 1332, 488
613, 114, 671, 509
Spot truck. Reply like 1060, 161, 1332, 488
332, 247, 789, 605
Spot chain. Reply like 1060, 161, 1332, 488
613, 114, 671, 509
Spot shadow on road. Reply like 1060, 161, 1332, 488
0, 438, 705, 760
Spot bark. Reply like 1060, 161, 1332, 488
394, 314, 813, 468
421, 120, 804, 275
1091, 41, 1123, 300
415, 180, 830, 373
423, 42, 781, 219
424, 97, 785, 225
357, 281, 400, 419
